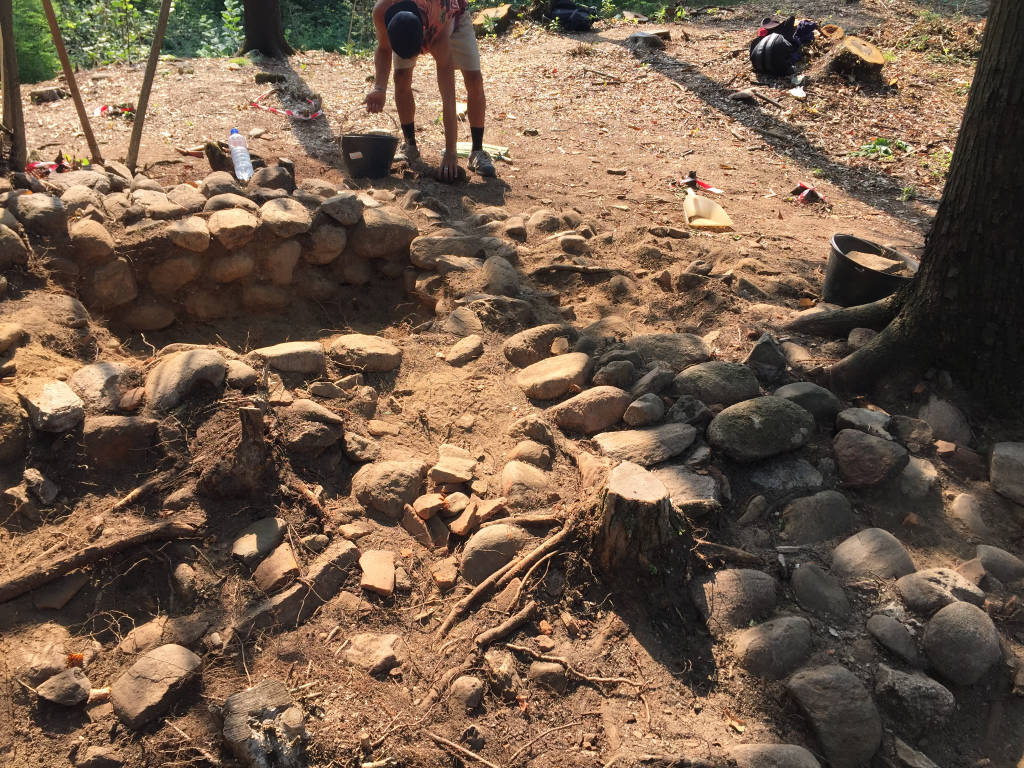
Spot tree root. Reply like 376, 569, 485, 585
474, 601, 537, 648
508, 720, 586, 765
425, 731, 502, 768
0, 510, 206, 603
421, 652, 480, 711
504, 643, 643, 690
436, 517, 578, 638
784, 293, 900, 337
825, 320, 914, 394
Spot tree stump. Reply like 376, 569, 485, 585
596, 461, 680, 576
197, 407, 270, 497
826, 36, 885, 79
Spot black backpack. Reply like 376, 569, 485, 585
750, 32, 796, 76
549, 0, 597, 31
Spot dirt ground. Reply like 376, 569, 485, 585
5, 1, 1023, 767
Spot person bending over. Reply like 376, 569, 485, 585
365, 0, 495, 181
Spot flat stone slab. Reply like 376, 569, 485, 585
546, 386, 631, 434
19, 380, 84, 432
344, 632, 405, 675
359, 550, 395, 597
429, 443, 476, 483
231, 517, 286, 566
329, 334, 402, 372
250, 341, 325, 374
111, 644, 202, 729
592, 423, 696, 467
515, 352, 592, 400
254, 543, 300, 593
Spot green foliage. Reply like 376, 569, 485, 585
852, 137, 910, 160
12, 0, 59, 83
55, 0, 160, 66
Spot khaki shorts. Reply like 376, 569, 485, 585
393, 16, 481, 72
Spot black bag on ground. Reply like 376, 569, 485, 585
749, 32, 796, 76
549, 0, 597, 31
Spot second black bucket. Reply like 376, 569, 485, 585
341, 132, 399, 179
823, 233, 918, 307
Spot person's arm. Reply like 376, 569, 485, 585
431, 33, 459, 181
366, 0, 395, 112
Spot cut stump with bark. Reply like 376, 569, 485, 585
826, 36, 885, 79
596, 461, 679, 576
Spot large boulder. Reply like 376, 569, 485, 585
773, 381, 842, 423
351, 460, 426, 520
13, 193, 66, 235
503, 324, 577, 367
976, 544, 1024, 582
990, 442, 1024, 505
727, 744, 821, 768
896, 567, 985, 616
623, 333, 710, 371
670, 361, 760, 405
144, 350, 227, 411
592, 423, 696, 467
785, 665, 882, 768
781, 490, 853, 544
832, 528, 915, 580
348, 207, 418, 259
545, 386, 630, 434
874, 664, 955, 736
922, 602, 1001, 685
461, 523, 532, 584
259, 198, 312, 237
833, 429, 909, 486
690, 568, 776, 631
515, 352, 592, 400
707, 396, 814, 462
734, 616, 812, 680
791, 564, 850, 620
329, 334, 402, 372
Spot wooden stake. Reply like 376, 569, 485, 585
39, 0, 103, 164
125, 0, 172, 171
0, 0, 26, 171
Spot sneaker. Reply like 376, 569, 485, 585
468, 149, 496, 177
396, 141, 420, 163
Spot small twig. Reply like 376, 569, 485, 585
425, 731, 502, 768
583, 67, 622, 83
475, 601, 537, 647
236, 634, 252, 687
508, 721, 583, 764
750, 88, 785, 109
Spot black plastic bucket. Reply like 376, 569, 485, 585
822, 234, 918, 307
341, 133, 398, 178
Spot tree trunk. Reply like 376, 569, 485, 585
240, 0, 294, 58
831, 0, 1024, 413
0, 0, 26, 171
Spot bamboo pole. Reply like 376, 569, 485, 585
125, 0, 172, 171
0, 0, 26, 171
39, 0, 103, 164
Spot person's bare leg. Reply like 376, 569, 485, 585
394, 67, 416, 126
463, 69, 485, 129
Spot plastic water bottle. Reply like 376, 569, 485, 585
228, 128, 253, 182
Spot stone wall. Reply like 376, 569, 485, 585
0, 164, 422, 331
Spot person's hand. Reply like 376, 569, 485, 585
437, 150, 460, 183
364, 88, 386, 113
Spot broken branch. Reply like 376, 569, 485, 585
0, 511, 206, 604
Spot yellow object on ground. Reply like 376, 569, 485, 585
683, 188, 734, 231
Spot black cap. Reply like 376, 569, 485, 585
385, 0, 424, 59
